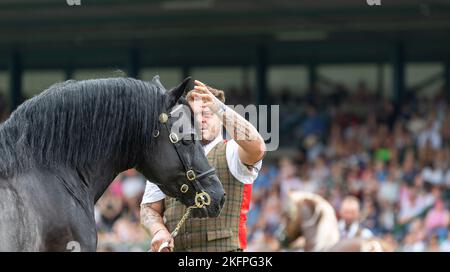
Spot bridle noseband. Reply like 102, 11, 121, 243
154, 111, 215, 209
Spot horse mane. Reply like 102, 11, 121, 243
0, 77, 165, 178
288, 191, 340, 251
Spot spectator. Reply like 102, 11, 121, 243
417, 118, 442, 150
407, 112, 426, 137
426, 234, 440, 252
424, 199, 450, 238
421, 162, 444, 186
402, 219, 426, 252
377, 173, 400, 205
398, 186, 434, 225
298, 105, 326, 140
338, 196, 374, 239
278, 158, 303, 205
378, 202, 396, 233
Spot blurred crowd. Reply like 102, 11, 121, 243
247, 82, 450, 252
94, 169, 149, 252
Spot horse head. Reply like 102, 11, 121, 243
136, 76, 225, 218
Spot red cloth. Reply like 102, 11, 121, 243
239, 183, 252, 249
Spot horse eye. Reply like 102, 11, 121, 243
181, 134, 195, 145
181, 138, 193, 145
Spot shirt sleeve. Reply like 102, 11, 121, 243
141, 180, 166, 205
225, 139, 263, 184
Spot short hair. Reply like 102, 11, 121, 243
187, 85, 226, 103
341, 196, 360, 210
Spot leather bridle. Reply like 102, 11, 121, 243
153, 111, 215, 209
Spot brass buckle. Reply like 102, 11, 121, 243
180, 184, 189, 193
186, 170, 196, 181
159, 113, 168, 124
169, 132, 179, 143
194, 192, 211, 208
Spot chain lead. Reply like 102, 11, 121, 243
160, 193, 211, 252
170, 191, 211, 238
170, 206, 194, 238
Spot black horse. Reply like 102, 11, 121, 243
0, 76, 225, 251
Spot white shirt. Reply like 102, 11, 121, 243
141, 134, 262, 204
421, 167, 444, 185
417, 128, 442, 149
399, 193, 435, 221
338, 220, 373, 239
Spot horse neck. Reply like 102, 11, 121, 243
77, 159, 129, 203
75, 94, 159, 201
302, 199, 340, 252
300, 202, 320, 251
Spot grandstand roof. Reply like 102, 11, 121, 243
0, 0, 449, 69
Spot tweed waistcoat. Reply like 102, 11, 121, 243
164, 141, 244, 252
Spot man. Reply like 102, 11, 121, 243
140, 80, 266, 252
338, 196, 373, 239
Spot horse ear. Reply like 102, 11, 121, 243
152, 75, 166, 91
166, 77, 191, 109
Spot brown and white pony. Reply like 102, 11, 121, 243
280, 191, 393, 252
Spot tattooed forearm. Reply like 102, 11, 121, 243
216, 104, 266, 164
140, 203, 167, 236
221, 108, 258, 141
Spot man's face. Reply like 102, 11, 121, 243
340, 202, 359, 225
188, 97, 222, 145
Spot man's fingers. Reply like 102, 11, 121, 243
186, 90, 196, 100
190, 91, 207, 97
151, 240, 172, 252
190, 92, 211, 101
151, 242, 159, 252
158, 241, 171, 252
194, 80, 207, 87
194, 86, 211, 94
158, 239, 174, 252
